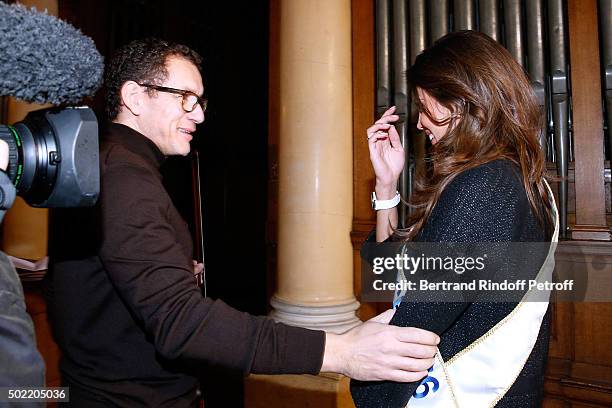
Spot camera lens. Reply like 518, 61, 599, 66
0, 125, 23, 187
0, 107, 99, 207
0, 114, 58, 204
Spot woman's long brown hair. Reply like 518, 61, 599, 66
396, 30, 553, 240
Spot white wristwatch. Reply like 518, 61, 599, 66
371, 191, 401, 210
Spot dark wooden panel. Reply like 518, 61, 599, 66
545, 241, 612, 407
351, 0, 376, 227
574, 303, 612, 365
267, 0, 281, 307
567, 0, 608, 238
351, 0, 377, 320
547, 301, 574, 361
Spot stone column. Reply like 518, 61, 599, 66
269, 0, 359, 333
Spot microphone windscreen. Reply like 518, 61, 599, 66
0, 3, 104, 105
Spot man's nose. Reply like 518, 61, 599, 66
189, 104, 205, 124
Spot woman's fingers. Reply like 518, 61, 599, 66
375, 114, 400, 125
382, 105, 397, 117
387, 124, 402, 149
367, 106, 401, 142
367, 123, 392, 140
375, 106, 399, 125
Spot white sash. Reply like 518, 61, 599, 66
402, 181, 559, 408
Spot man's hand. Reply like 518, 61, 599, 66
192, 260, 204, 275
321, 310, 438, 382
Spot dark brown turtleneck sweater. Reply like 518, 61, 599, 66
46, 123, 324, 407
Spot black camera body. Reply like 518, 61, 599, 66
0, 107, 99, 207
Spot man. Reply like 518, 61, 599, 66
46, 38, 438, 407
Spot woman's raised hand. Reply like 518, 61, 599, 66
367, 106, 405, 193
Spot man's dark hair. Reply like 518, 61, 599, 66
104, 38, 202, 120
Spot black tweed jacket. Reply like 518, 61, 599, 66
351, 160, 552, 408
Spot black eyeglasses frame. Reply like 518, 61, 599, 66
137, 83, 207, 113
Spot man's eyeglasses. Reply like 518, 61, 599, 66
138, 83, 208, 113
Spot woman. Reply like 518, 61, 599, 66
351, 31, 558, 407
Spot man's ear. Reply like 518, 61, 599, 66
120, 81, 145, 116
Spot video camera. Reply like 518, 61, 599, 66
0, 107, 98, 207
0, 3, 104, 208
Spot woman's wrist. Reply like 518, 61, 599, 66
374, 184, 398, 200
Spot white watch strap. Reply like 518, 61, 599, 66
371, 191, 401, 210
